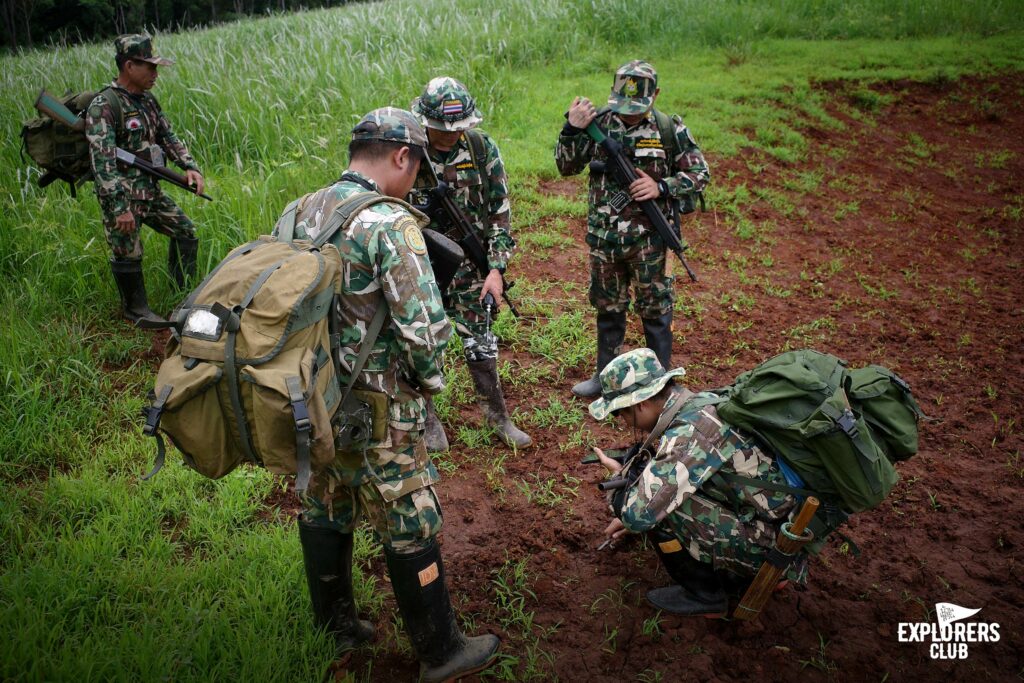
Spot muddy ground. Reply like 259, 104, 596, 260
323, 74, 1024, 681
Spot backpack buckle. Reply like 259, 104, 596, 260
285, 376, 311, 433
143, 385, 172, 436
892, 374, 911, 393
837, 408, 859, 438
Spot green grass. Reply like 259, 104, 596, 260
2, 0, 1024, 679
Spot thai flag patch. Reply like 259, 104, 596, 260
442, 99, 464, 116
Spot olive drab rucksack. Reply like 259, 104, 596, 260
141, 193, 392, 492
20, 88, 122, 195
709, 350, 925, 534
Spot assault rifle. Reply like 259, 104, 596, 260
417, 167, 519, 317
578, 119, 697, 282
34, 90, 212, 201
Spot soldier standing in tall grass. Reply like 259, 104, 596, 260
556, 61, 710, 398
85, 33, 205, 326
409, 76, 532, 451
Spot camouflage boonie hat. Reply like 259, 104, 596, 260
589, 348, 685, 420
115, 33, 174, 66
607, 60, 657, 115
411, 76, 483, 132
351, 107, 428, 148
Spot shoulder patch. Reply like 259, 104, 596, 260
402, 218, 427, 255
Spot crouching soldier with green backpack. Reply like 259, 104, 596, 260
589, 348, 921, 617
283, 108, 499, 680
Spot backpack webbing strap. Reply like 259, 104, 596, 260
141, 384, 172, 480
224, 256, 294, 466
274, 197, 303, 242
652, 109, 680, 162
464, 129, 491, 199
312, 192, 387, 248
337, 305, 389, 406
286, 375, 314, 492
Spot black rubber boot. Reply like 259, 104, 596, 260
386, 540, 500, 683
646, 529, 728, 618
110, 259, 167, 327
168, 235, 199, 290
298, 518, 374, 652
467, 358, 532, 448
423, 397, 449, 453
571, 311, 627, 398
642, 312, 674, 370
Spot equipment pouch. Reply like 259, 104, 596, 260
351, 388, 389, 443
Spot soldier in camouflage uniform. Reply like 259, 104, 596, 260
85, 33, 204, 326
408, 77, 531, 451
286, 108, 499, 682
589, 349, 808, 617
556, 61, 710, 398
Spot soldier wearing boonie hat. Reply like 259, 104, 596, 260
409, 77, 531, 452
279, 106, 500, 682
556, 61, 711, 400
589, 349, 808, 618
85, 32, 204, 327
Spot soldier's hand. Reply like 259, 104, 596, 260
592, 447, 623, 475
115, 211, 136, 234
480, 269, 504, 304
567, 96, 597, 129
185, 170, 205, 196
604, 517, 628, 543
629, 169, 661, 202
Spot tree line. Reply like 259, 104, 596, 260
2, 0, 357, 51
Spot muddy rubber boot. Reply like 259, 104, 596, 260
467, 358, 532, 448
642, 312, 674, 370
423, 397, 449, 453
646, 529, 727, 617
386, 540, 500, 683
110, 259, 167, 328
571, 311, 627, 398
168, 235, 199, 290
298, 518, 374, 652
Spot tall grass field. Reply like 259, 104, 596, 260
2, 0, 1023, 680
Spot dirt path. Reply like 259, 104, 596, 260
342, 74, 1024, 682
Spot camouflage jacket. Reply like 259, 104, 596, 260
85, 81, 200, 217
288, 171, 452, 441
555, 108, 710, 248
618, 387, 798, 536
409, 130, 515, 272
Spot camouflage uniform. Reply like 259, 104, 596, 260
558, 61, 710, 397
294, 164, 452, 553
86, 36, 199, 262
409, 77, 530, 450
410, 130, 514, 361
590, 349, 808, 585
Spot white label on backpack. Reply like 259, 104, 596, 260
184, 309, 222, 337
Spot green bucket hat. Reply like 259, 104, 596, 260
607, 60, 657, 116
411, 76, 483, 132
351, 107, 428, 148
115, 33, 174, 66
588, 348, 685, 421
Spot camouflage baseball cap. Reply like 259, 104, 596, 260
351, 107, 428, 148
115, 33, 174, 66
411, 76, 483, 132
607, 60, 657, 116
588, 348, 685, 420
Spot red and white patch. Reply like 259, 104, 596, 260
126, 117, 143, 131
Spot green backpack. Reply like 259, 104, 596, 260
21, 88, 121, 195
142, 193, 393, 492
713, 349, 924, 518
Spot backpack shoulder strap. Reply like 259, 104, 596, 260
652, 108, 679, 161
274, 195, 307, 242
98, 86, 125, 133
463, 128, 490, 197
312, 191, 396, 248
640, 387, 693, 453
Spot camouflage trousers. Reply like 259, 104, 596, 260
661, 492, 809, 584
299, 428, 443, 555
588, 238, 674, 318
445, 264, 499, 362
100, 190, 195, 261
